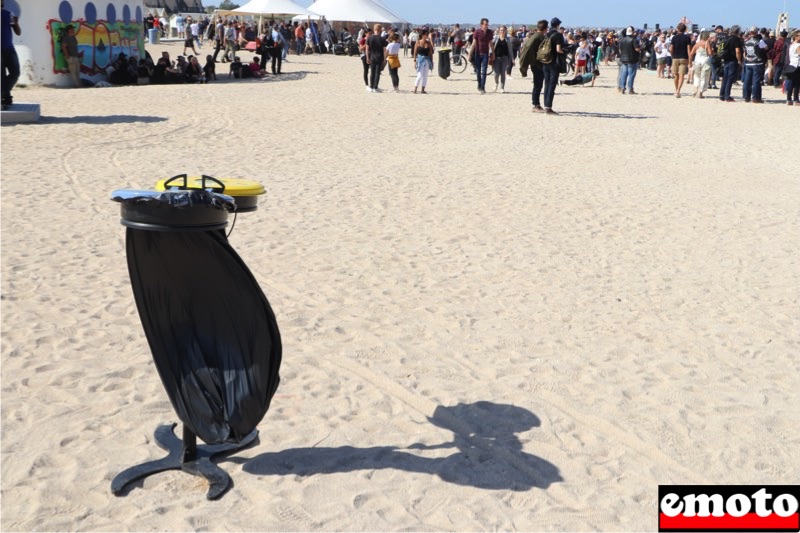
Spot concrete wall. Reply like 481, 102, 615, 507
7, 0, 146, 87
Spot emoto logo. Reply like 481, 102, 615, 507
658, 486, 800, 532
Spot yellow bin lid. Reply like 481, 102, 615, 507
155, 175, 265, 212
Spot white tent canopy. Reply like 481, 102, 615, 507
215, 0, 316, 18
302, 0, 406, 23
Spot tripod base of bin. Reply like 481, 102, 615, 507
111, 423, 258, 500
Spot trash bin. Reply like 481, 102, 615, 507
438, 48, 451, 79
110, 182, 282, 500
155, 174, 266, 213
148, 28, 159, 45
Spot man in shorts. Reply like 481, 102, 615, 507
669, 22, 692, 97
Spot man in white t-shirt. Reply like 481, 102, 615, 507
190, 21, 201, 48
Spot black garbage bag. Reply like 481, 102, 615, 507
125, 227, 282, 445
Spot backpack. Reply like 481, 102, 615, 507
715, 33, 730, 61
537, 32, 554, 64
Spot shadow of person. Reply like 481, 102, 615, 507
38, 115, 168, 125
242, 401, 562, 491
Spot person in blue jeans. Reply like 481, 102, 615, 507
541, 17, 565, 114
471, 17, 493, 93
742, 27, 767, 103
617, 26, 640, 94
719, 26, 743, 102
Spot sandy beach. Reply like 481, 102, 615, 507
1, 40, 799, 531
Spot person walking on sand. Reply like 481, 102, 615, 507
689, 31, 712, 98
491, 26, 514, 93
1, 0, 21, 108
470, 18, 494, 94
413, 29, 432, 94
669, 22, 692, 97
61, 25, 83, 88
223, 21, 237, 63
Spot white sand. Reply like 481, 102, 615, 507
2, 41, 799, 531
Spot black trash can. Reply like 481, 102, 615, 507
110, 186, 282, 500
438, 49, 451, 79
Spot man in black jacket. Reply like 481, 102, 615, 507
618, 26, 641, 94
519, 20, 548, 113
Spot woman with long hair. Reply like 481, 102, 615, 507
786, 31, 800, 105
413, 29, 432, 94
689, 30, 712, 98
386, 33, 402, 92
358, 28, 371, 90
491, 26, 514, 93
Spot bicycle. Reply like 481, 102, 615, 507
450, 48, 493, 76
562, 52, 575, 77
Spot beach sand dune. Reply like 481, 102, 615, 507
2, 42, 798, 531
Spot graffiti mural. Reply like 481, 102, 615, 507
48, 19, 145, 75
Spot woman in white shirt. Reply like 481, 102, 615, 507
386, 34, 402, 91
785, 31, 800, 105
655, 35, 668, 78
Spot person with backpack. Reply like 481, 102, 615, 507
538, 17, 565, 115
718, 25, 743, 102
519, 20, 548, 113
258, 27, 273, 73
742, 26, 768, 103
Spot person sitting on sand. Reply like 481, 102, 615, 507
108, 52, 136, 85
137, 58, 151, 84
203, 54, 217, 81
561, 68, 599, 87
183, 55, 205, 83
249, 56, 265, 77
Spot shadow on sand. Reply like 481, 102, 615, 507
38, 115, 168, 125
214, 71, 313, 83
557, 111, 656, 119
242, 401, 562, 491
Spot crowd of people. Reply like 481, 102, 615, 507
343, 17, 799, 112
3, 3, 799, 108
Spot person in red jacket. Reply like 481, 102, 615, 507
771, 31, 788, 87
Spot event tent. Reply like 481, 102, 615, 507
215, 0, 316, 19
303, 0, 406, 23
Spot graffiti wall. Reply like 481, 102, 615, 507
8, 0, 145, 86
49, 19, 145, 76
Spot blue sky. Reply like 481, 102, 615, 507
299, 0, 792, 28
